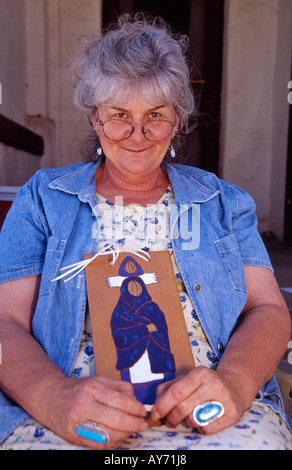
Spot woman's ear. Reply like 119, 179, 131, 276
174, 111, 181, 135
90, 113, 95, 126
90, 109, 99, 133
88, 113, 94, 127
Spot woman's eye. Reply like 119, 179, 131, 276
149, 112, 160, 119
115, 113, 127, 119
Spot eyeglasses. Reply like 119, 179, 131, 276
98, 117, 176, 142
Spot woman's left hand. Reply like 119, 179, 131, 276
151, 366, 249, 434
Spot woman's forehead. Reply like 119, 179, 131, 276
96, 80, 175, 110
99, 101, 172, 114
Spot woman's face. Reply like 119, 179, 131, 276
92, 95, 179, 183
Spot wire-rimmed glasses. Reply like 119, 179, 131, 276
98, 118, 176, 142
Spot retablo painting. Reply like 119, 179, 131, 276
85, 250, 195, 420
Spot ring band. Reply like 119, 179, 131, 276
193, 401, 224, 427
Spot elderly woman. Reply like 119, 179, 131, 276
0, 14, 291, 451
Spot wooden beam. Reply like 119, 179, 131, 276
0, 114, 44, 156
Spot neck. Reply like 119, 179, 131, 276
95, 160, 169, 205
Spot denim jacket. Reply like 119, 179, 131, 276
0, 160, 291, 442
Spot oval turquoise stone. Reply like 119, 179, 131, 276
196, 403, 222, 423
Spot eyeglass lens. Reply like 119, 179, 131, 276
101, 120, 174, 142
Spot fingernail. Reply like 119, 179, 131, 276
151, 409, 160, 421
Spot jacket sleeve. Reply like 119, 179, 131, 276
0, 177, 48, 283
229, 184, 273, 270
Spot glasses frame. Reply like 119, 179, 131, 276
97, 113, 177, 143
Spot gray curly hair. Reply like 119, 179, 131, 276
72, 13, 196, 160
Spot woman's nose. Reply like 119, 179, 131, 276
129, 125, 147, 143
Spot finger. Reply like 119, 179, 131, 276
89, 402, 148, 434
185, 407, 233, 436
164, 378, 227, 429
171, 382, 239, 432
74, 425, 133, 450
151, 370, 201, 421
72, 401, 148, 450
92, 377, 147, 418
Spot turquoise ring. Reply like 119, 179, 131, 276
76, 422, 110, 444
193, 401, 224, 427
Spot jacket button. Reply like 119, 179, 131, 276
193, 283, 202, 292
217, 342, 224, 353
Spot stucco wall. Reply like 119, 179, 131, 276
0, 0, 102, 186
0, 0, 41, 186
220, 0, 292, 238
0, 0, 26, 124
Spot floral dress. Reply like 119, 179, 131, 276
1, 187, 291, 450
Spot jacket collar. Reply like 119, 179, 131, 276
163, 162, 219, 204
47, 159, 219, 205
47, 161, 101, 207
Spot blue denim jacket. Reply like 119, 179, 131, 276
0, 160, 291, 442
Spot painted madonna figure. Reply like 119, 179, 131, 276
0, 14, 291, 450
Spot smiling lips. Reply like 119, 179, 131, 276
122, 146, 153, 154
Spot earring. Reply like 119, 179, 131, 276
97, 147, 103, 156
169, 144, 176, 158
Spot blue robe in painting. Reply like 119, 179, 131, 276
110, 258, 175, 404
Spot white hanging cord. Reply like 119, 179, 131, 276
51, 245, 151, 283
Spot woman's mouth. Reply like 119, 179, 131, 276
122, 146, 152, 154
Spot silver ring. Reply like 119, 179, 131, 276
193, 401, 224, 427
76, 422, 110, 444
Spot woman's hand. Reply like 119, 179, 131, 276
43, 375, 148, 449
151, 267, 292, 435
0, 277, 148, 449
151, 366, 248, 434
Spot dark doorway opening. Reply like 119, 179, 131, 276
102, 0, 224, 174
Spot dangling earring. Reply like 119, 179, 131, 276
97, 147, 103, 156
169, 144, 176, 158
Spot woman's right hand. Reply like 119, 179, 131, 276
0, 277, 148, 449
44, 375, 148, 449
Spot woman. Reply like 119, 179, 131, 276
0, 14, 291, 450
